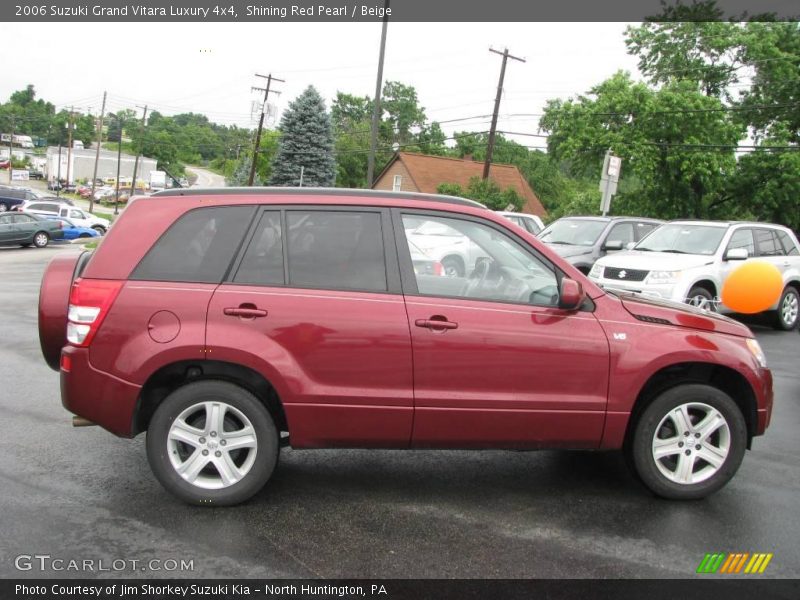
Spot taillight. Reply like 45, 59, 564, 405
66, 278, 123, 347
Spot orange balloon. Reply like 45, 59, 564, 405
721, 261, 783, 314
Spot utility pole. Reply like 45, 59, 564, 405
7, 115, 14, 184
248, 73, 284, 186
129, 104, 148, 196
483, 47, 525, 180
114, 114, 122, 215
89, 91, 106, 213
366, 0, 390, 188
65, 107, 74, 185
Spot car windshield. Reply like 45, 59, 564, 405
539, 219, 607, 246
635, 224, 726, 256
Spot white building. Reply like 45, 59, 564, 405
45, 146, 158, 184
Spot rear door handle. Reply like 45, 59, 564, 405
415, 317, 458, 331
224, 306, 268, 318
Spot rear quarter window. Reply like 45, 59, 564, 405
130, 206, 255, 283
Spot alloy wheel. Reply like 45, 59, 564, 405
651, 402, 730, 485
168, 401, 258, 490
781, 291, 798, 328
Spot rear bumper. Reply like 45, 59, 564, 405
60, 346, 141, 437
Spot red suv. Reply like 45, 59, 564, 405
38, 189, 773, 505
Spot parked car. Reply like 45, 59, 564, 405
44, 216, 101, 241
496, 211, 545, 235
588, 220, 800, 330
538, 216, 663, 274
21, 200, 109, 234
0, 159, 10, 170
0, 186, 47, 212
0, 211, 63, 247
38, 189, 773, 506
407, 218, 488, 277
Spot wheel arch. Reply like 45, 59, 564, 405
133, 359, 289, 437
688, 278, 718, 298
623, 361, 758, 452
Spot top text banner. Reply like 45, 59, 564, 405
3, 0, 798, 22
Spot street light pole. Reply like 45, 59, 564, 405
114, 114, 122, 215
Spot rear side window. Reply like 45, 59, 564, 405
776, 230, 799, 256
607, 222, 635, 245
233, 211, 284, 286
755, 229, 784, 256
131, 206, 254, 283
286, 210, 387, 292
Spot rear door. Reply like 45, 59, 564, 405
395, 210, 610, 449
0, 214, 14, 243
206, 206, 414, 448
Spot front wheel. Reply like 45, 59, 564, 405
686, 286, 716, 311
629, 384, 746, 500
146, 381, 279, 506
92, 226, 106, 235
773, 286, 799, 331
33, 231, 50, 248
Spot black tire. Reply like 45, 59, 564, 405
92, 226, 106, 235
441, 255, 465, 278
78, 233, 91, 238
629, 384, 747, 500
146, 380, 279, 506
773, 286, 799, 331
686, 286, 715, 311
32, 231, 50, 248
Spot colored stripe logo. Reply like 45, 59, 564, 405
697, 553, 773, 574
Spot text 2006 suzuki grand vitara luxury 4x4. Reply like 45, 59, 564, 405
39, 189, 772, 505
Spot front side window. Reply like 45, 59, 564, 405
635, 224, 726, 256
634, 222, 658, 241
131, 206, 254, 283
539, 218, 607, 247
70, 209, 83, 219
726, 228, 755, 257
286, 210, 387, 292
606, 222, 635, 246
403, 214, 559, 306
13, 214, 33, 224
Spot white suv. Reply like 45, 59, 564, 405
21, 200, 110, 234
588, 220, 800, 330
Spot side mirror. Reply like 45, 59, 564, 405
559, 277, 586, 311
724, 248, 748, 261
603, 240, 624, 251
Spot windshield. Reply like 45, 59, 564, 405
635, 224, 726, 255
539, 218, 607, 246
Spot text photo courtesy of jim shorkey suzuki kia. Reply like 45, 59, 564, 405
0, 0, 798, 597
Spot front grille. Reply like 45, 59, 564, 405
604, 267, 649, 282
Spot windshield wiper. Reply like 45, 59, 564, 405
545, 240, 571, 245
659, 249, 690, 254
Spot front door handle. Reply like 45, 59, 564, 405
415, 317, 458, 331
224, 306, 268, 319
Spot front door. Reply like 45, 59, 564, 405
206, 207, 414, 448
395, 211, 610, 449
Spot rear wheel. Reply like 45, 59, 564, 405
630, 384, 746, 500
773, 286, 799, 331
686, 286, 715, 311
146, 380, 279, 506
32, 231, 50, 248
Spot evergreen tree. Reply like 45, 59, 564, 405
227, 156, 264, 186
270, 86, 336, 187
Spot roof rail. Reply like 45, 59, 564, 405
150, 186, 487, 209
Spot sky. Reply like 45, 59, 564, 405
0, 22, 642, 148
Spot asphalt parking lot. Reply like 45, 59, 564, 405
0, 244, 798, 579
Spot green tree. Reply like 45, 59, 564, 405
270, 86, 336, 187
436, 176, 523, 211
